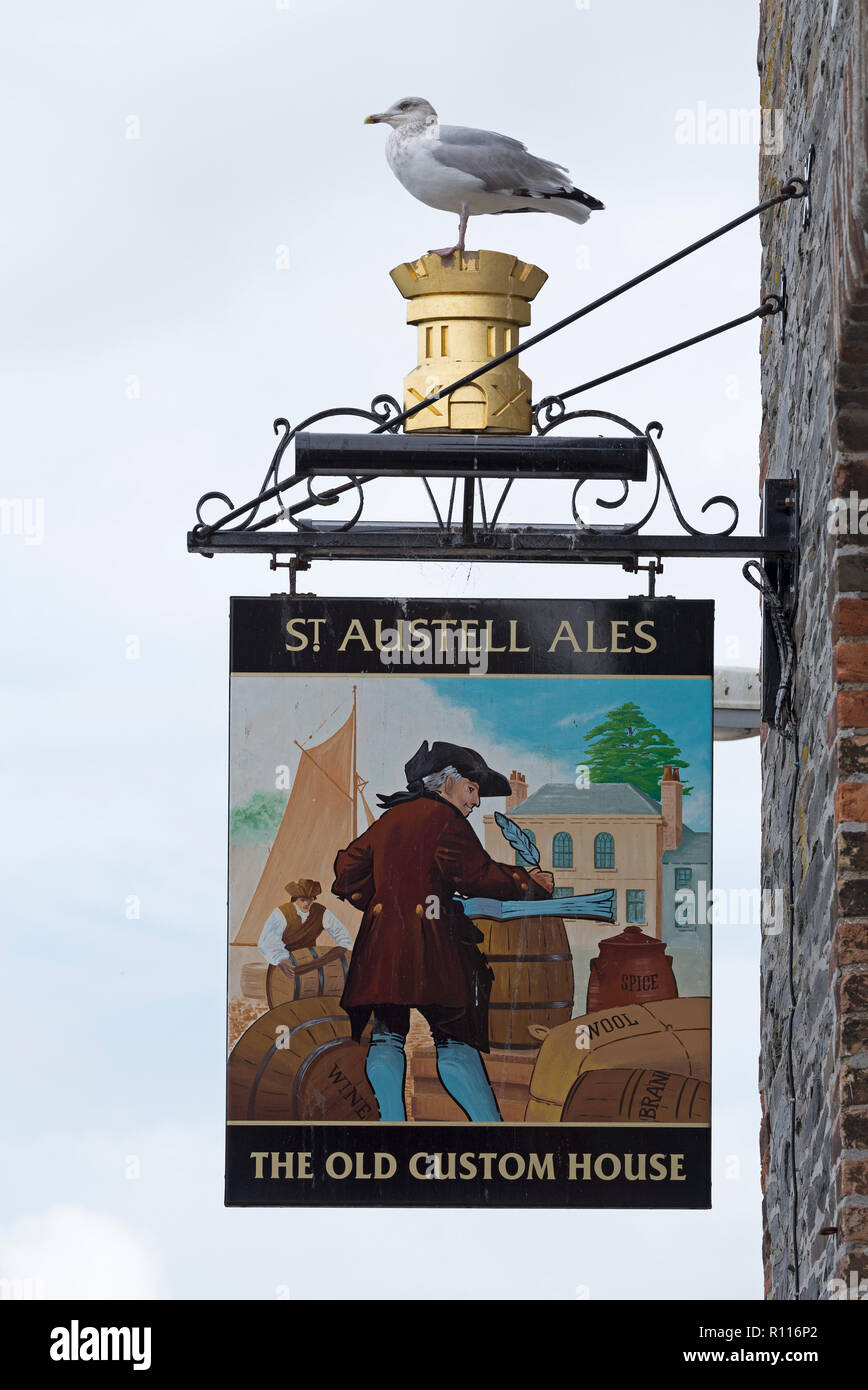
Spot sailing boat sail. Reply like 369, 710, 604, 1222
232, 691, 373, 946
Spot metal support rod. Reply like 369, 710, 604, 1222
370, 180, 808, 435
192, 525, 793, 563
538, 298, 781, 411
462, 478, 475, 542
625, 557, 664, 599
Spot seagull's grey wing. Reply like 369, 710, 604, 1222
435, 124, 571, 195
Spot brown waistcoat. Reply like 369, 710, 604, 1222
279, 900, 326, 951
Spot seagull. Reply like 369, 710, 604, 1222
364, 96, 604, 257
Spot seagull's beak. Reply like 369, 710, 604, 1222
364, 113, 384, 125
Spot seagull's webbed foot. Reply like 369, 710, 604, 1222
429, 206, 470, 261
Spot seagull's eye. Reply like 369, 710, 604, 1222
398, 101, 411, 110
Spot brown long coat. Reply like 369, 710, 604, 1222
332, 793, 546, 1047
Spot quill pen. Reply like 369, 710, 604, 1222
494, 811, 541, 867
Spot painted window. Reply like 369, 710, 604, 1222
552, 831, 573, 868
674, 866, 692, 889
514, 827, 536, 866
594, 832, 615, 869
626, 889, 646, 924
552, 885, 574, 898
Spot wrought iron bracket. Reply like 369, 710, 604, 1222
189, 406, 754, 560
801, 145, 814, 230
188, 406, 798, 584
751, 477, 799, 732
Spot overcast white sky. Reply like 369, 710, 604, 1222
0, 0, 787, 1299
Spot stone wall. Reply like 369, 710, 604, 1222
758, 0, 868, 1298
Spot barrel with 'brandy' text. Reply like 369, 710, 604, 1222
562, 1067, 710, 1124
227, 998, 378, 1123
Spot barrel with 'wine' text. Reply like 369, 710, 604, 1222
227, 997, 377, 1123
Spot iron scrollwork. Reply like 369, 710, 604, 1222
192, 395, 402, 543
192, 393, 741, 548
532, 402, 739, 538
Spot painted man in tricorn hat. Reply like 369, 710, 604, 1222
332, 739, 553, 1121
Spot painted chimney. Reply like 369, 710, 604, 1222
659, 765, 683, 851
506, 769, 528, 813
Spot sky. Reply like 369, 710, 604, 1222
229, 673, 713, 822
0, 0, 782, 1299
420, 674, 713, 827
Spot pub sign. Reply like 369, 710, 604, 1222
226, 596, 713, 1208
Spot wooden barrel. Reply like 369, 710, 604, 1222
562, 1067, 710, 1124
240, 962, 268, 1000
474, 915, 574, 1051
408, 1046, 535, 1123
265, 949, 348, 1006
227, 998, 378, 1123
526, 996, 710, 1121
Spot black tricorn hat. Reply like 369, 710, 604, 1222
404, 740, 512, 798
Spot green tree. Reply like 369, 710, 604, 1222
582, 702, 692, 799
230, 790, 287, 843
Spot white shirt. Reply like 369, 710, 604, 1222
257, 905, 353, 965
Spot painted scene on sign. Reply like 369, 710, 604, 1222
227, 675, 712, 1126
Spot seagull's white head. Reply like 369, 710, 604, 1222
364, 97, 438, 130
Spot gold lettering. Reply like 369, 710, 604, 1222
373, 618, 391, 652
459, 618, 479, 654
338, 619, 372, 652
284, 618, 308, 651
610, 620, 632, 653
624, 1153, 647, 1181
509, 620, 531, 653
594, 1153, 621, 1180
527, 1152, 556, 1181
548, 620, 581, 653
374, 1152, 397, 1179
325, 1151, 353, 1178
430, 619, 452, 653
634, 620, 657, 653
569, 1152, 593, 1180
586, 620, 607, 653
484, 619, 507, 653
408, 619, 431, 652
478, 1152, 497, 1180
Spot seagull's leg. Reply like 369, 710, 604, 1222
457, 203, 469, 253
428, 204, 470, 259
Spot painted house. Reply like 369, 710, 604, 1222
483, 767, 710, 1009
662, 827, 712, 934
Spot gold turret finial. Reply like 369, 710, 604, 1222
389, 250, 547, 434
